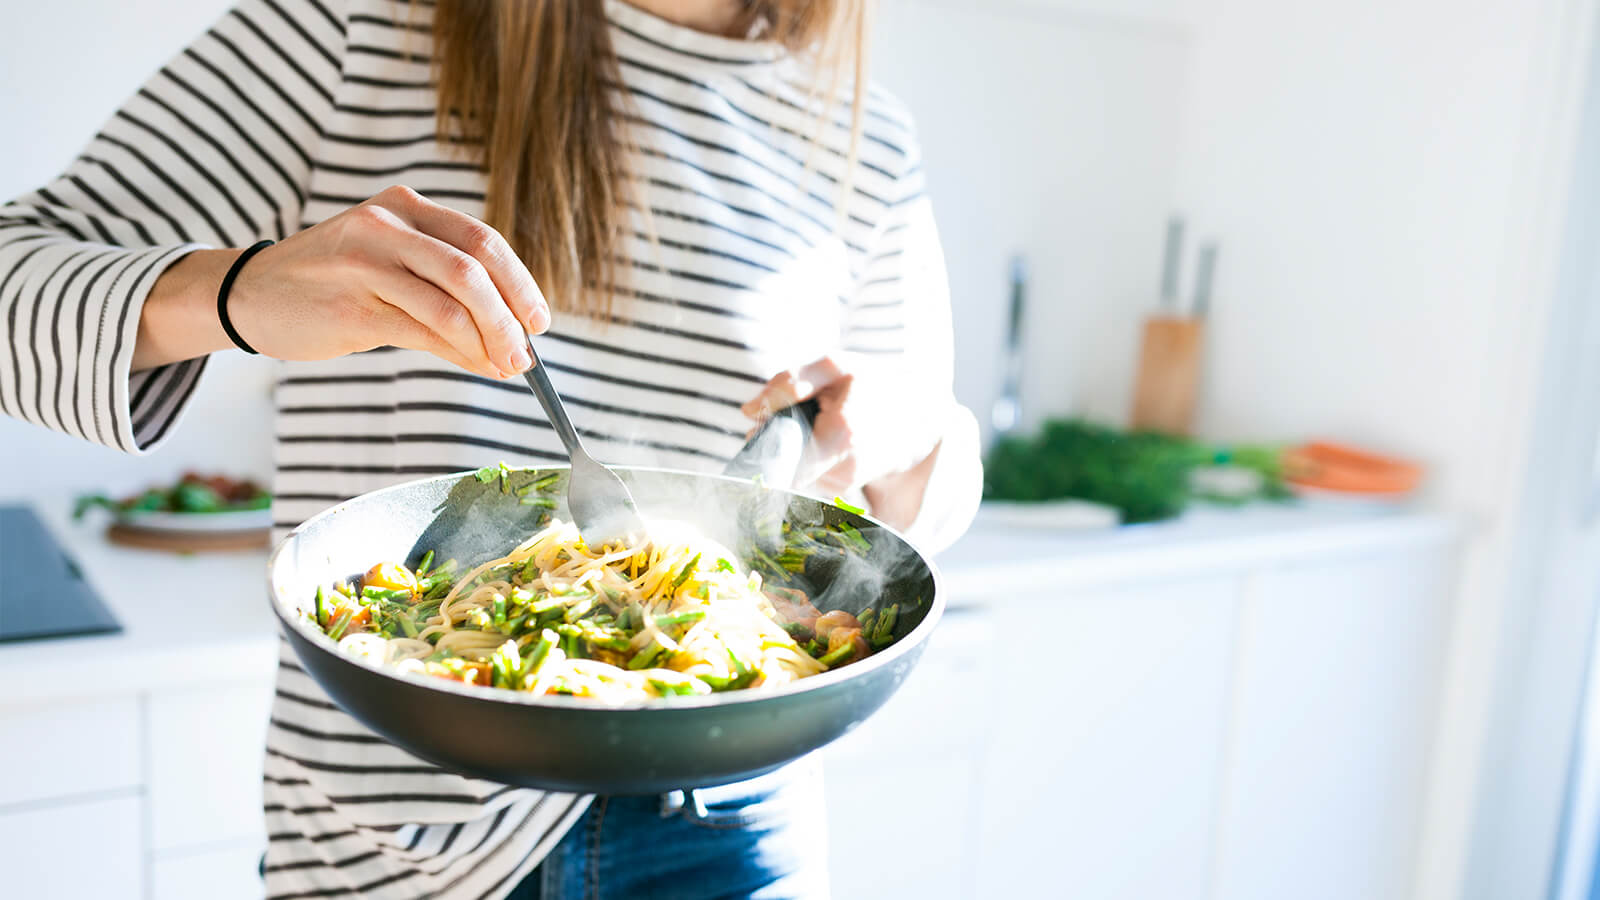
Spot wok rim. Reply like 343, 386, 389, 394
267, 465, 945, 713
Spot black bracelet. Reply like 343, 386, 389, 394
217, 239, 274, 355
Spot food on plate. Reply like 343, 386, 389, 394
74, 472, 271, 519
307, 516, 898, 704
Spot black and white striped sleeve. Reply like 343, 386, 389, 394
843, 134, 983, 553
0, 0, 345, 453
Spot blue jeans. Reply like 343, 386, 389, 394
507, 761, 828, 900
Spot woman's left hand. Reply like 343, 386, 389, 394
741, 357, 941, 527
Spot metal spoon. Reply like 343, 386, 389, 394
519, 335, 645, 545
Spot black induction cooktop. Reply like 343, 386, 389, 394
0, 505, 121, 643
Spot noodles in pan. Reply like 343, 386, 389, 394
307, 517, 898, 704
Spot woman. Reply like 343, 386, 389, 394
0, 0, 979, 896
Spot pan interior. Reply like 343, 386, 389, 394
269, 467, 937, 681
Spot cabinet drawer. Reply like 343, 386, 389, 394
0, 792, 142, 895
148, 679, 274, 851
0, 697, 140, 806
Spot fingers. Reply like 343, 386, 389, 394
740, 356, 849, 419
368, 263, 507, 380
375, 215, 531, 377
383, 186, 552, 335
361, 301, 492, 377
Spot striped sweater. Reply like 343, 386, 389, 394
0, 0, 980, 896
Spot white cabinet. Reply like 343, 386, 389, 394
1210, 548, 1454, 900
147, 679, 274, 851
824, 611, 994, 900
0, 696, 141, 806
822, 514, 1459, 900
971, 575, 1238, 900
1, 793, 143, 896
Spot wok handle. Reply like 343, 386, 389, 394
721, 397, 821, 490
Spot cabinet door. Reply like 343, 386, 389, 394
1, 793, 143, 896
825, 611, 994, 900
0, 697, 141, 806
147, 678, 274, 851
1210, 548, 1453, 900
971, 576, 1239, 900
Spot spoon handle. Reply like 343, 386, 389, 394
520, 336, 585, 459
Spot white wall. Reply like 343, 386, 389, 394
1166, 0, 1597, 898
0, 0, 275, 502
874, 0, 1190, 438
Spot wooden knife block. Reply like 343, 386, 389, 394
1130, 315, 1204, 435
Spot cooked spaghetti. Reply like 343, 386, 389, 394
307, 517, 897, 703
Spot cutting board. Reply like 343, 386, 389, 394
1130, 314, 1204, 435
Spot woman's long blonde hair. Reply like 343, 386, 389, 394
431, 1, 870, 317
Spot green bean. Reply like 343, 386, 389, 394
520, 496, 558, 509
530, 596, 566, 616
564, 597, 595, 623
725, 646, 757, 689
833, 523, 871, 554
491, 641, 521, 689
363, 585, 411, 603
856, 608, 877, 636
522, 629, 558, 675
417, 550, 435, 577
518, 472, 561, 494
818, 641, 855, 667
627, 640, 664, 670
649, 676, 711, 697
315, 585, 329, 628
492, 592, 508, 626
671, 553, 701, 591
396, 610, 419, 638
654, 609, 707, 628
872, 603, 898, 647
555, 623, 631, 652
326, 608, 355, 641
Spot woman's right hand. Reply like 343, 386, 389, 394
134, 185, 549, 378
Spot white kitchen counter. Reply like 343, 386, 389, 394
0, 500, 277, 708
0, 495, 1460, 708
942, 498, 1462, 601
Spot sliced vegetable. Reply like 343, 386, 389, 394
833, 495, 865, 515
654, 609, 707, 628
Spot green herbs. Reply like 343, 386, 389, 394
983, 418, 1290, 524
474, 461, 515, 493
74, 473, 270, 520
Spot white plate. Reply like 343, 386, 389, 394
113, 507, 272, 534
976, 499, 1121, 531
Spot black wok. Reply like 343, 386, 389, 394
267, 463, 943, 794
